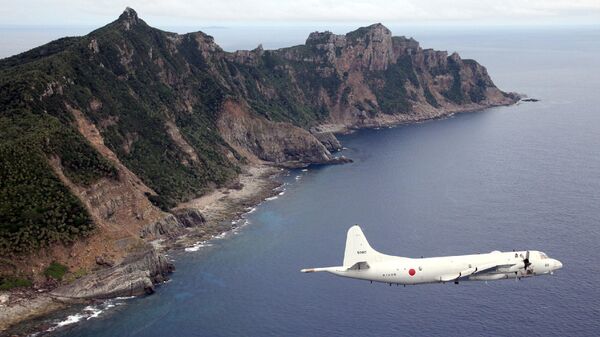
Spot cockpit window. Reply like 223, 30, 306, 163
539, 252, 548, 259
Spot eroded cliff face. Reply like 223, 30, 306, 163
257, 23, 517, 130
217, 100, 344, 167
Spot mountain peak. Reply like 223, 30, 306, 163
118, 7, 139, 29
347, 23, 390, 38
367, 23, 387, 30
121, 7, 138, 19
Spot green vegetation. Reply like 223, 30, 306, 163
346, 26, 373, 42
424, 87, 440, 108
234, 51, 335, 127
469, 78, 488, 103
368, 57, 417, 114
44, 262, 69, 280
0, 276, 32, 290
442, 57, 465, 104
64, 268, 88, 283
0, 115, 99, 254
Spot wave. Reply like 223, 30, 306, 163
184, 241, 212, 252
46, 298, 131, 332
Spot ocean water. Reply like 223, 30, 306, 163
2, 25, 600, 336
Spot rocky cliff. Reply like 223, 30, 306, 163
0, 7, 517, 304
50, 247, 173, 299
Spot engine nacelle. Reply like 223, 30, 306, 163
496, 261, 525, 273
469, 274, 507, 281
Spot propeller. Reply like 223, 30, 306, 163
522, 250, 532, 274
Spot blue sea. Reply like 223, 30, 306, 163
2, 24, 599, 336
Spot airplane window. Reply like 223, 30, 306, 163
539, 252, 548, 259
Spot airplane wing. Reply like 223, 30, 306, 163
440, 267, 477, 282
439, 262, 522, 282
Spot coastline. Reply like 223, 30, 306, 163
0, 99, 517, 335
0, 164, 283, 335
172, 164, 284, 250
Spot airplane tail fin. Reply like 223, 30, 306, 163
300, 225, 384, 273
343, 225, 383, 267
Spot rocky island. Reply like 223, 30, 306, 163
0, 7, 518, 332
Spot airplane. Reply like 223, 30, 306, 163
301, 225, 562, 285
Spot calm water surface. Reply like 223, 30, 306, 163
3, 26, 599, 336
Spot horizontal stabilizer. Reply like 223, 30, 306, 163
300, 266, 343, 273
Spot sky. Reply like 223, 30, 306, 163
0, 0, 599, 26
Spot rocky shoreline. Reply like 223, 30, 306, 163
0, 97, 519, 336
0, 165, 283, 335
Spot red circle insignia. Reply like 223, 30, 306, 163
409, 268, 416, 276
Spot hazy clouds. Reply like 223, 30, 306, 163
1, 0, 599, 25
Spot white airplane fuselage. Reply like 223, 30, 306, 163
301, 226, 562, 285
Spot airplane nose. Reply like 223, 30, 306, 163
554, 259, 563, 270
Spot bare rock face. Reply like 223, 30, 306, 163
118, 7, 139, 30
346, 23, 395, 71
217, 100, 339, 166
51, 248, 173, 299
261, 22, 518, 132
139, 208, 205, 239
173, 208, 206, 228
312, 131, 342, 152
139, 214, 181, 239
298, 23, 394, 72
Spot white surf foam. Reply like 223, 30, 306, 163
46, 291, 136, 332
52, 313, 84, 329
185, 241, 212, 252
